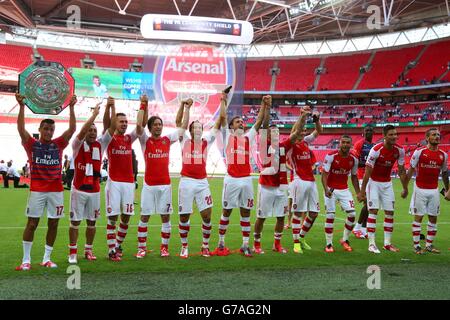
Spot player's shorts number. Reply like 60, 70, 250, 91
56, 206, 64, 216
126, 204, 134, 214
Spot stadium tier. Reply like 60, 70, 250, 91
243, 101, 450, 125
1, 39, 449, 90
358, 45, 424, 89
318, 53, 371, 90
244, 60, 275, 91
275, 58, 321, 91
406, 40, 450, 85
0, 44, 33, 70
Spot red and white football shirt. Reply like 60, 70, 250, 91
285, 134, 316, 182
366, 142, 405, 182
322, 151, 358, 190
259, 136, 287, 187
180, 129, 217, 180
410, 147, 448, 189
23, 136, 68, 192
140, 129, 182, 186
107, 130, 138, 183
224, 127, 257, 178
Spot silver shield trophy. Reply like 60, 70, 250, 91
18, 60, 75, 115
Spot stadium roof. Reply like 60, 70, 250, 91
0, 0, 449, 44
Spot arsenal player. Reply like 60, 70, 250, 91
253, 101, 309, 254
135, 96, 189, 258
284, 108, 323, 254
352, 126, 374, 239
321, 135, 360, 253
358, 125, 408, 254
175, 91, 228, 258
15, 93, 77, 271
68, 98, 116, 264
103, 97, 141, 261
407, 128, 448, 254
212, 96, 267, 257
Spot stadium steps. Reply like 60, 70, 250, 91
353, 51, 376, 90
313, 57, 326, 90
403, 44, 429, 78
438, 68, 449, 82
270, 60, 278, 91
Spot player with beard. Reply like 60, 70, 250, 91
253, 100, 309, 254
103, 98, 141, 261
68, 98, 116, 263
175, 90, 228, 258
407, 128, 448, 254
212, 96, 267, 257
284, 108, 323, 254
321, 135, 360, 253
357, 125, 408, 254
135, 96, 188, 258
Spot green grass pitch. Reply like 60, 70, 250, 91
0, 176, 449, 300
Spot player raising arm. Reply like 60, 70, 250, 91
284, 107, 323, 254
67, 98, 116, 264
134, 96, 188, 258
175, 90, 228, 258
16, 93, 77, 271
253, 101, 309, 255
212, 95, 266, 257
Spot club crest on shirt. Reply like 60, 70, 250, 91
439, 154, 443, 160
154, 44, 235, 125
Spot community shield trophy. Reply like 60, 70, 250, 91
18, 60, 75, 115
